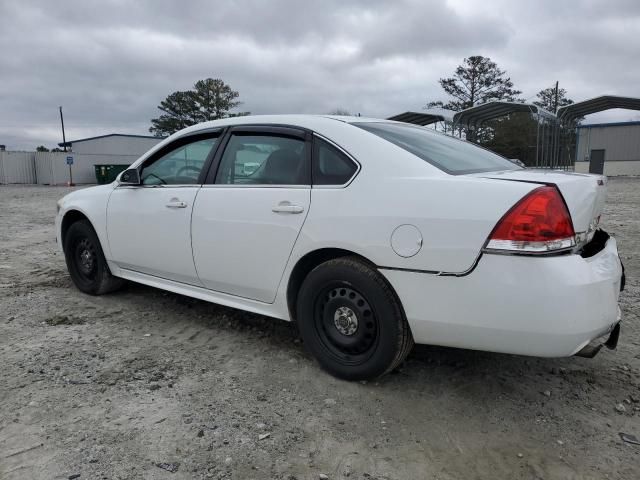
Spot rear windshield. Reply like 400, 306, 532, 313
353, 122, 522, 175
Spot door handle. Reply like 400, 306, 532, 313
166, 200, 188, 209
272, 203, 304, 214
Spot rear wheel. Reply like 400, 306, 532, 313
63, 219, 124, 295
296, 257, 413, 380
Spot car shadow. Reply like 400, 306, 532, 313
115, 281, 596, 388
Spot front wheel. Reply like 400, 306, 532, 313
63, 219, 125, 295
296, 257, 413, 380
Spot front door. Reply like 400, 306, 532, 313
106, 133, 220, 285
589, 149, 605, 174
191, 127, 311, 303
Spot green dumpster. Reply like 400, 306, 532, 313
94, 164, 129, 184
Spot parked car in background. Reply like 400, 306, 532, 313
56, 115, 624, 380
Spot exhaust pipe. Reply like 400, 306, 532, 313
575, 343, 602, 358
574, 323, 620, 358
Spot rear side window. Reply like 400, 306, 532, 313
353, 122, 521, 175
313, 137, 358, 185
215, 134, 309, 185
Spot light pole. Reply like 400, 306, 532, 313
59, 106, 67, 152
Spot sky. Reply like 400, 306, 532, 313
1, 0, 639, 150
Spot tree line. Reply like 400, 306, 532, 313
426, 55, 573, 113
147, 56, 573, 143
37, 57, 575, 160
149, 78, 250, 136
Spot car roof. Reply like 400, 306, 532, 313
172, 114, 389, 137
133, 114, 445, 178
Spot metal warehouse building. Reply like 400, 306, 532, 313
574, 121, 640, 176
59, 133, 163, 157
38, 133, 163, 185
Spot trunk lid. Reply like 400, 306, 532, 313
471, 169, 607, 236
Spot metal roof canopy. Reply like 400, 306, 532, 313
387, 108, 455, 126
453, 102, 555, 128
450, 101, 563, 170
557, 95, 640, 124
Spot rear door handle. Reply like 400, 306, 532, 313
166, 200, 188, 209
272, 203, 304, 214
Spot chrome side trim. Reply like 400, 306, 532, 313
377, 252, 483, 278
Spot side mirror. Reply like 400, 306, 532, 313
118, 168, 141, 185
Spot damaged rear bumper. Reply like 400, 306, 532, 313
382, 230, 624, 358
574, 312, 621, 358
575, 251, 625, 358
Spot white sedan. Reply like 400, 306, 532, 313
56, 115, 624, 380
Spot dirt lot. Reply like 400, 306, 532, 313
1, 179, 639, 480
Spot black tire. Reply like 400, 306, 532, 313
296, 256, 414, 380
63, 219, 125, 295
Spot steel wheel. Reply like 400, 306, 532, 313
314, 284, 379, 364
63, 219, 125, 295
74, 237, 98, 283
297, 256, 414, 380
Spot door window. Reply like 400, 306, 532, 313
141, 137, 218, 185
215, 134, 309, 185
313, 137, 358, 185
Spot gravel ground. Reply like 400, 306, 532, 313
1, 179, 639, 480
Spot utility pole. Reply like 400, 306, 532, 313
552, 81, 560, 169
59, 106, 67, 152
59, 106, 75, 186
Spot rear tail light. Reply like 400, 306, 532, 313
485, 186, 576, 254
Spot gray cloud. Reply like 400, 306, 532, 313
1, 0, 639, 149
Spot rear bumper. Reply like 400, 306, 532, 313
574, 320, 621, 358
381, 234, 623, 357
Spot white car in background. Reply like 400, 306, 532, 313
56, 115, 624, 380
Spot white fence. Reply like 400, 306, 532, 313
0, 151, 138, 185
35, 152, 138, 185
35, 152, 93, 185
0, 151, 37, 183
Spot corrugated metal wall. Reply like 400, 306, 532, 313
574, 160, 640, 176
34, 152, 70, 185
70, 136, 161, 156
0, 151, 138, 185
0, 151, 37, 184
35, 151, 96, 185
576, 124, 640, 162
34, 152, 136, 185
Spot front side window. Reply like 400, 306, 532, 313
313, 138, 358, 185
141, 137, 218, 185
215, 134, 308, 185
353, 122, 521, 175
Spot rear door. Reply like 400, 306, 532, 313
191, 126, 311, 303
